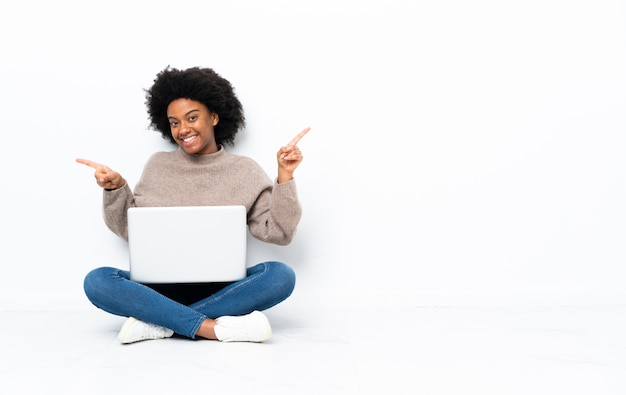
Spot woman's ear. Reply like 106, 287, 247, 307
212, 113, 219, 126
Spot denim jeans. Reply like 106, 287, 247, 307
83, 261, 296, 339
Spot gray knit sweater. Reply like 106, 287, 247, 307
102, 146, 302, 246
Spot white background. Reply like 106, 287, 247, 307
1, 0, 625, 310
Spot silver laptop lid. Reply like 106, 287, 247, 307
127, 205, 247, 283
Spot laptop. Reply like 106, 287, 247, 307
127, 205, 248, 284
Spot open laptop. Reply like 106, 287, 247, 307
127, 205, 247, 284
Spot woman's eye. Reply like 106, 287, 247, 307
188, 115, 197, 122
170, 121, 179, 127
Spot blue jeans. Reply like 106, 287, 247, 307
83, 261, 296, 339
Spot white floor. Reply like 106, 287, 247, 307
1, 303, 625, 395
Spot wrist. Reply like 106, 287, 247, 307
105, 180, 126, 191
277, 171, 293, 184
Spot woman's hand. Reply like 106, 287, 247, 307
76, 158, 126, 190
277, 127, 310, 183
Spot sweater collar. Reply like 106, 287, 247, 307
175, 145, 227, 164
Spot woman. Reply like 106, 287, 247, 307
77, 66, 309, 344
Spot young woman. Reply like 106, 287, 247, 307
77, 66, 309, 344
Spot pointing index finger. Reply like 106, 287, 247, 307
287, 127, 311, 147
75, 158, 102, 170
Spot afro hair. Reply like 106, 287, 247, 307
145, 66, 245, 146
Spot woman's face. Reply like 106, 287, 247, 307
167, 98, 219, 155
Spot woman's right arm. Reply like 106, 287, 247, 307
76, 158, 134, 241
103, 184, 135, 241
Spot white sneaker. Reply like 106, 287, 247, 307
117, 317, 174, 344
214, 311, 272, 343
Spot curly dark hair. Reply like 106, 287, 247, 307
145, 66, 245, 146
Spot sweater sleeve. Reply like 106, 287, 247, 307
102, 183, 135, 241
247, 178, 302, 246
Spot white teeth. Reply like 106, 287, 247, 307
182, 135, 197, 143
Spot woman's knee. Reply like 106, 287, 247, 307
83, 267, 120, 303
264, 261, 296, 297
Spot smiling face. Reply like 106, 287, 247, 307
167, 98, 220, 155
